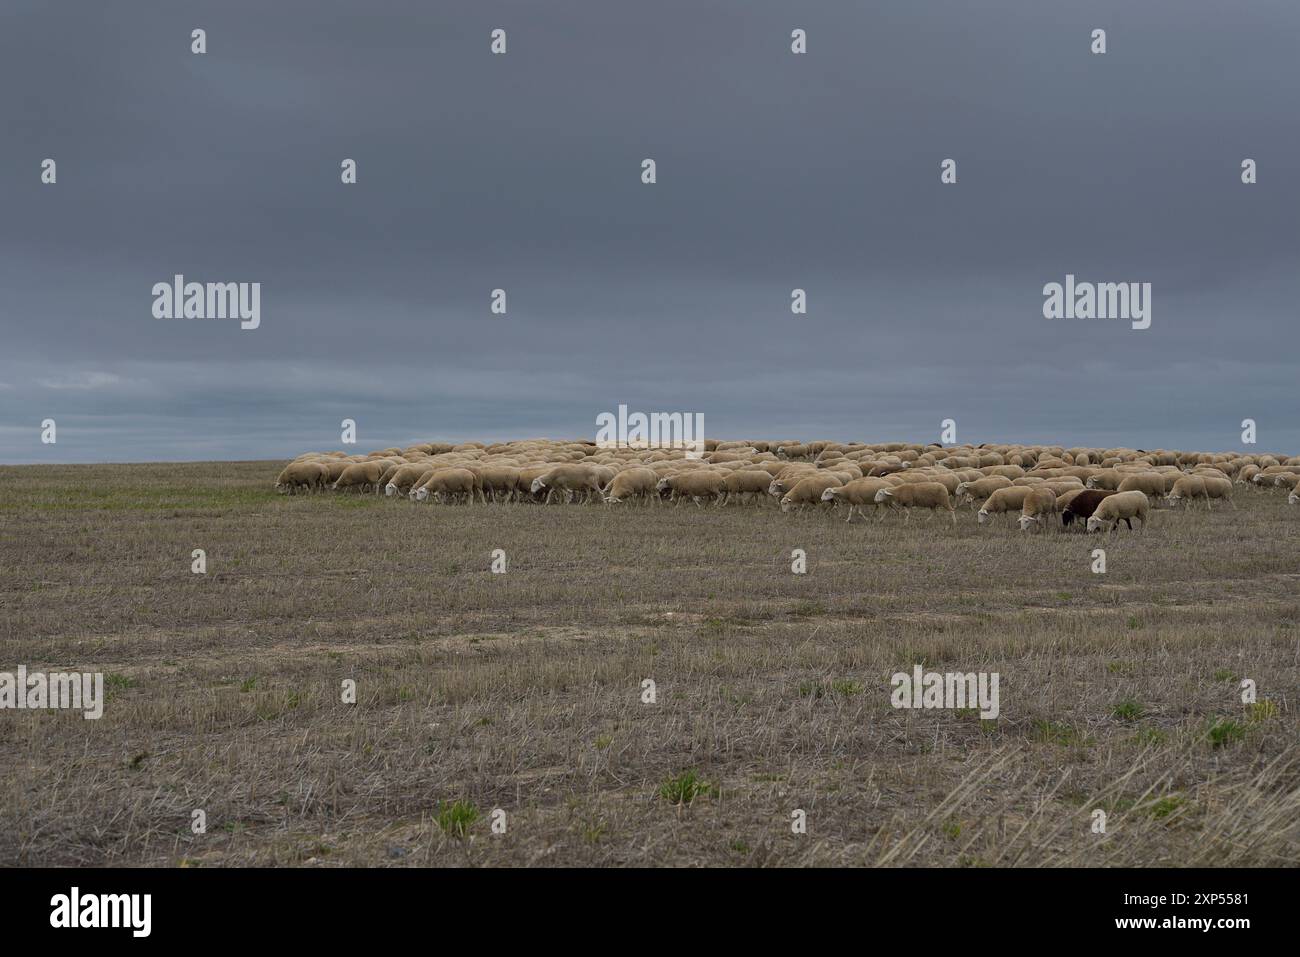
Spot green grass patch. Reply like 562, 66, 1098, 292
1247, 700, 1278, 723
1205, 717, 1246, 748
1032, 719, 1092, 748
1111, 699, 1145, 722
658, 769, 717, 806
435, 800, 480, 839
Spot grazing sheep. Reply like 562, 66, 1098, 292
1086, 490, 1150, 532
977, 486, 1032, 525
1037, 479, 1085, 499
275, 461, 327, 494
980, 465, 1025, 479
531, 464, 604, 504
867, 461, 908, 477
720, 469, 775, 506
1116, 473, 1168, 500
779, 474, 844, 513
657, 471, 726, 507
821, 478, 893, 523
414, 468, 477, 504
332, 461, 386, 494
516, 465, 554, 501
476, 465, 521, 503
1055, 487, 1089, 513
1165, 475, 1208, 508
318, 459, 354, 484
1018, 487, 1058, 531
874, 482, 956, 523
1085, 471, 1124, 491
604, 467, 659, 505
276, 438, 1300, 535
1061, 489, 1116, 528
376, 462, 405, 488
955, 475, 1013, 506
899, 470, 959, 493
767, 469, 818, 499
1200, 475, 1235, 508
384, 464, 433, 497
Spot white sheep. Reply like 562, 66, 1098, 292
1018, 487, 1058, 531
1086, 491, 1150, 532
873, 482, 956, 523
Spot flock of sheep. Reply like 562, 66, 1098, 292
274, 439, 1300, 532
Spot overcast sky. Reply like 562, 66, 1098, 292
2, 0, 1297, 463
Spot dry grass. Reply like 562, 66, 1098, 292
1, 461, 1298, 866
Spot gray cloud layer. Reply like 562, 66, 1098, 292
2, 0, 1297, 462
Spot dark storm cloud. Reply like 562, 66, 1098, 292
1, 0, 1297, 462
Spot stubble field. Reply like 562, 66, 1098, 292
1, 461, 1298, 866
